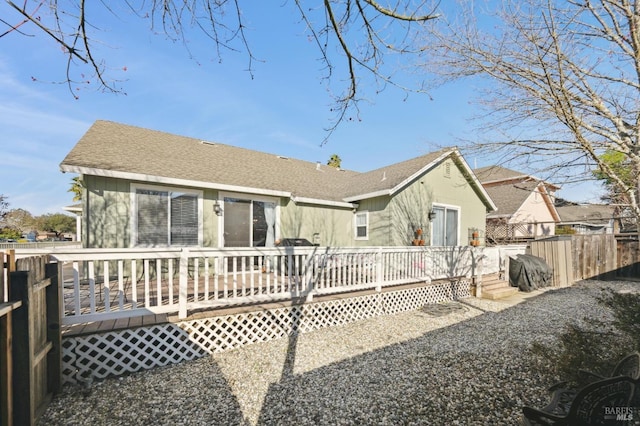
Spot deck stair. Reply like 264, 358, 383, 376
478, 272, 519, 300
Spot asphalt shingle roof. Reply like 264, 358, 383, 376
484, 181, 541, 217
474, 166, 529, 184
556, 204, 614, 224
60, 120, 467, 205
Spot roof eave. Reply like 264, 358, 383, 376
388, 150, 453, 197
538, 184, 562, 222
343, 149, 499, 213
60, 165, 292, 198
559, 221, 611, 227
343, 189, 392, 203
291, 196, 357, 209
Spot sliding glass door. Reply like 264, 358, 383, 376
431, 205, 459, 247
223, 197, 276, 247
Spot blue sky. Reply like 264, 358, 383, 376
0, 2, 603, 216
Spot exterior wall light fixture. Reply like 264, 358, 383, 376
213, 201, 223, 216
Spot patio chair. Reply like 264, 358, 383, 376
522, 375, 636, 426
577, 351, 640, 383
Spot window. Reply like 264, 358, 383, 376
134, 186, 201, 246
431, 205, 459, 246
354, 211, 369, 240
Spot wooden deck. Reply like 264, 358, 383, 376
61, 278, 467, 337
61, 313, 170, 337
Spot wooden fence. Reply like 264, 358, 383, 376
528, 234, 638, 286
0, 252, 61, 426
528, 237, 574, 287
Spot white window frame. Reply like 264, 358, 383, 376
354, 211, 369, 240
430, 203, 460, 247
130, 183, 204, 247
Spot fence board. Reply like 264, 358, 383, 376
570, 235, 617, 281
528, 238, 573, 287
617, 239, 640, 278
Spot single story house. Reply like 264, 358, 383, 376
60, 120, 497, 249
555, 200, 616, 234
474, 165, 560, 242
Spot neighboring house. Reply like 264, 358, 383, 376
63, 203, 83, 242
474, 166, 560, 243
60, 120, 497, 249
555, 200, 616, 234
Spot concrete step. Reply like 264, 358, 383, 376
478, 274, 519, 300
481, 285, 519, 300
482, 272, 502, 282
482, 279, 511, 291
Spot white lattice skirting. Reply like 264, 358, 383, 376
62, 279, 470, 384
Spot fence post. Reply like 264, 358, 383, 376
1, 250, 15, 304
10, 270, 34, 426
178, 249, 189, 319
473, 247, 483, 298
45, 263, 62, 395
1, 250, 17, 426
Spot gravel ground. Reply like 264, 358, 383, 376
39, 280, 638, 425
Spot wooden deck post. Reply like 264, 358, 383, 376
304, 252, 314, 303
375, 247, 383, 292
178, 249, 189, 319
473, 247, 484, 298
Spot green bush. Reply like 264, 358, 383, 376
554, 226, 577, 235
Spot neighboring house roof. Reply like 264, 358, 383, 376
63, 203, 82, 212
474, 165, 561, 191
484, 181, 539, 218
474, 165, 530, 184
60, 120, 497, 211
483, 181, 560, 221
475, 164, 561, 221
556, 204, 615, 226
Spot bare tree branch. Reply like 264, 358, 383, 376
423, 0, 640, 230
2, 0, 439, 136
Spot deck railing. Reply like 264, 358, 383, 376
50, 246, 483, 325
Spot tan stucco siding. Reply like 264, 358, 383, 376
511, 190, 556, 237
279, 200, 353, 246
